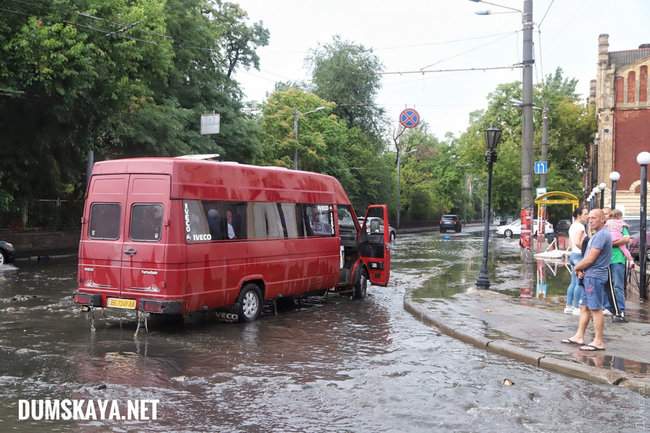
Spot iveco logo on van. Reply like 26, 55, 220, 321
183, 202, 191, 233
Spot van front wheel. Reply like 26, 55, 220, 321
353, 267, 368, 300
238, 284, 262, 322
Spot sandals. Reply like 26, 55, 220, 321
579, 344, 606, 352
561, 338, 582, 345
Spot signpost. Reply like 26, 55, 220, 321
399, 108, 420, 129
534, 160, 548, 175
396, 108, 420, 230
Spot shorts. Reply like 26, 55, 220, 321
580, 276, 606, 311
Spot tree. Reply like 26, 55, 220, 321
0, 0, 269, 222
259, 87, 392, 212
309, 36, 385, 137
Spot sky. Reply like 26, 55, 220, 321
233, 0, 650, 139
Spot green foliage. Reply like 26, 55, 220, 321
258, 87, 392, 212
310, 36, 385, 137
0, 0, 267, 207
454, 68, 596, 217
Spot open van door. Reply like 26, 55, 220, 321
359, 204, 391, 286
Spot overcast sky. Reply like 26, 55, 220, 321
233, 0, 650, 139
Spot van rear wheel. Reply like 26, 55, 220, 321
238, 284, 262, 322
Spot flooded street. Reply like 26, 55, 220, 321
1, 231, 648, 432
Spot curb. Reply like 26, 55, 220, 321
403, 291, 650, 396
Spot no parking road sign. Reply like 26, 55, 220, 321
399, 108, 420, 128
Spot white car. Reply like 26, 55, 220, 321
496, 219, 554, 238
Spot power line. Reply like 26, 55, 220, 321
418, 31, 519, 70
382, 64, 524, 76
538, 0, 555, 29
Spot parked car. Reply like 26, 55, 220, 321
496, 219, 554, 238
357, 217, 396, 242
555, 219, 572, 234
439, 214, 462, 233
0, 240, 15, 265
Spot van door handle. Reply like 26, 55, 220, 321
124, 248, 137, 256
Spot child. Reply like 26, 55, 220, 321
606, 209, 633, 266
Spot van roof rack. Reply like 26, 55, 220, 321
176, 154, 221, 160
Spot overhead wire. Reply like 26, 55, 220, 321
418, 30, 519, 70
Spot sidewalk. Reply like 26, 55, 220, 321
404, 286, 650, 395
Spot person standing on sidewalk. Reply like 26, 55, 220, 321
604, 208, 630, 322
564, 208, 588, 315
562, 209, 612, 351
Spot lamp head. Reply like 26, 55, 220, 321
485, 126, 501, 151
609, 171, 621, 182
637, 151, 650, 165
598, 182, 606, 191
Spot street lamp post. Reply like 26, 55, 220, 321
293, 106, 326, 170
599, 182, 606, 209
470, 0, 534, 231
610, 171, 620, 209
476, 126, 501, 290
591, 186, 599, 210
637, 152, 650, 301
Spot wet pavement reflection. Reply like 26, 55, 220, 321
0, 232, 649, 432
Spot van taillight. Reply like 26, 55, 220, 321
74, 293, 102, 306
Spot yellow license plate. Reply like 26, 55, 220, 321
106, 298, 137, 310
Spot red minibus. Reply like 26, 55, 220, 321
74, 157, 391, 322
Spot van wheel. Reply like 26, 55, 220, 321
238, 284, 262, 322
353, 267, 368, 300
0, 250, 5, 265
390, 232, 396, 242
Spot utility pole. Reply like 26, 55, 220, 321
293, 110, 300, 170
540, 104, 548, 189
521, 0, 535, 210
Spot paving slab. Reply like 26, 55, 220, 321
405, 286, 650, 395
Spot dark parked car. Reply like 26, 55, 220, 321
0, 240, 15, 265
439, 214, 462, 233
555, 219, 571, 234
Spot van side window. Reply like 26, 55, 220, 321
280, 203, 303, 238
89, 203, 121, 240
337, 205, 356, 240
130, 204, 163, 242
304, 204, 334, 237
249, 203, 284, 239
183, 200, 212, 242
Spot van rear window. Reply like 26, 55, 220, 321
89, 203, 120, 240
130, 204, 163, 242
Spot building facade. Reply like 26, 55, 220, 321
591, 34, 650, 215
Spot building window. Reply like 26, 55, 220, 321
628, 71, 636, 103
640, 66, 648, 103
615, 76, 624, 104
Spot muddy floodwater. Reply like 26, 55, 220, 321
1, 230, 648, 432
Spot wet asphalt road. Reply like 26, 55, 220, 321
0, 230, 648, 432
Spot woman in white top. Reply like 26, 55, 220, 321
564, 208, 588, 314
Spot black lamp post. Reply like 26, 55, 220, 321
637, 152, 650, 301
476, 126, 501, 290
610, 171, 620, 209
598, 183, 606, 209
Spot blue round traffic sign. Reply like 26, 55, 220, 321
399, 108, 420, 128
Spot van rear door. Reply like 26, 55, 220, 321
79, 174, 129, 299
120, 174, 170, 301
359, 204, 391, 286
